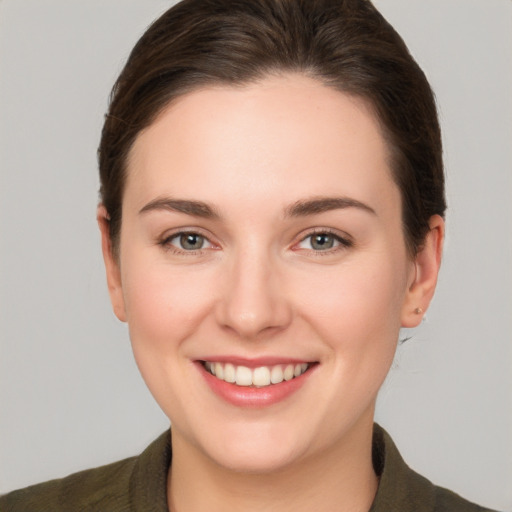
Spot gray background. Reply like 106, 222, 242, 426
0, 0, 511, 509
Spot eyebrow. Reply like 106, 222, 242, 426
139, 198, 220, 219
139, 195, 375, 219
284, 197, 376, 217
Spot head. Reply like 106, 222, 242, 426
99, 0, 445, 259
97, 0, 445, 475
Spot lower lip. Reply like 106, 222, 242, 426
197, 362, 315, 408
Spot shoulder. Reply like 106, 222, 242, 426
371, 424, 500, 512
0, 456, 137, 512
432, 485, 499, 512
0, 430, 171, 512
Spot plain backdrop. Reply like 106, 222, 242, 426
0, 0, 511, 509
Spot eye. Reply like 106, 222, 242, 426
163, 232, 213, 252
297, 231, 351, 252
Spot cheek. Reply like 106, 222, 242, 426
119, 253, 219, 417
295, 255, 408, 359
119, 251, 216, 362
291, 257, 408, 425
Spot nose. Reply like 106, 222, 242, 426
215, 247, 293, 340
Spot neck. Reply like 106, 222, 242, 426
167, 417, 378, 512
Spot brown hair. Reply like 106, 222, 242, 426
98, 0, 445, 256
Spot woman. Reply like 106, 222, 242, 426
0, 1, 504, 510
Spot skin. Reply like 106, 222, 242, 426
98, 74, 444, 512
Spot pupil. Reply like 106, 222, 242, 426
313, 234, 333, 250
181, 233, 203, 250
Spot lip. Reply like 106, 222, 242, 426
195, 358, 316, 408
199, 355, 311, 368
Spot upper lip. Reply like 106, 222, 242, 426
196, 356, 315, 368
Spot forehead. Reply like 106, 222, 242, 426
126, 74, 397, 214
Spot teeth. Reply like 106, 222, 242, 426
214, 362, 224, 380
204, 361, 310, 387
283, 364, 294, 381
235, 366, 252, 386
253, 366, 271, 387
224, 363, 236, 383
270, 365, 284, 384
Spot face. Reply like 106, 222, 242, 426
100, 74, 442, 473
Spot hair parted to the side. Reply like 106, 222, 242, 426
98, 0, 445, 257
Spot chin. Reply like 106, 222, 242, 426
209, 440, 305, 474
193, 419, 312, 474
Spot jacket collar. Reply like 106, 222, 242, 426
128, 424, 438, 512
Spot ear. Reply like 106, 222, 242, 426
401, 215, 445, 328
97, 205, 127, 322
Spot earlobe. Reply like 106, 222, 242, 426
97, 205, 127, 322
401, 215, 445, 328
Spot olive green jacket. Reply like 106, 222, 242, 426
0, 425, 498, 511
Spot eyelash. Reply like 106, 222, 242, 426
158, 228, 354, 256
159, 230, 215, 255
158, 228, 353, 256
295, 228, 353, 255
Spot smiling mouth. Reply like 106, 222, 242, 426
201, 361, 312, 388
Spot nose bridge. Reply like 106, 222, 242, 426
216, 241, 291, 338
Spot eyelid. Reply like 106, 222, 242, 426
293, 228, 353, 252
158, 227, 218, 254
156, 226, 352, 255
